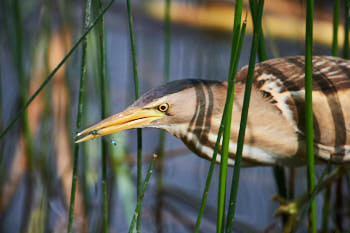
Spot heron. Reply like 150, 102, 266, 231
76, 56, 350, 167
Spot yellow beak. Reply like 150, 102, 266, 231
75, 107, 164, 143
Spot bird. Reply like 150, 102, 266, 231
76, 56, 350, 167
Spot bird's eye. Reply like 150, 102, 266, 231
158, 103, 169, 112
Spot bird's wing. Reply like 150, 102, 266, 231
237, 56, 350, 162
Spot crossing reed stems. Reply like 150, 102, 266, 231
0, 0, 114, 140
249, 0, 267, 62
128, 155, 157, 233
250, 3, 288, 220
194, 2, 244, 233
225, 1, 264, 232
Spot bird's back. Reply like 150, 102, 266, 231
236, 56, 350, 164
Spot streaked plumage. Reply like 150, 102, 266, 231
76, 56, 350, 167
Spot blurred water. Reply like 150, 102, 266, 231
0, 2, 335, 233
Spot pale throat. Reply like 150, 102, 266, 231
156, 123, 190, 138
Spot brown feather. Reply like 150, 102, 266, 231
235, 56, 350, 164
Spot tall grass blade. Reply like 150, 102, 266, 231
194, 113, 225, 233
250, 2, 288, 222
125, 0, 143, 231
249, 0, 267, 61
321, 167, 331, 233
128, 155, 157, 233
305, 0, 317, 231
292, 164, 341, 233
225, 1, 264, 232
67, 0, 92, 232
217, 1, 243, 232
95, 0, 109, 231
0, 0, 114, 140
195, 3, 244, 232
321, 2, 340, 231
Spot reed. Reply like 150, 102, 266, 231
125, 0, 143, 231
194, 2, 246, 232
321, 166, 331, 233
128, 154, 157, 233
249, 0, 268, 62
95, 0, 109, 231
291, 164, 340, 233
250, 0, 288, 225
0, 0, 114, 140
225, 1, 264, 232
194, 108, 225, 233
321, 2, 340, 231
305, 0, 317, 231
217, 0, 243, 232
67, 0, 92, 232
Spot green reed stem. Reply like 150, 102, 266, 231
128, 155, 157, 233
249, 0, 268, 62
217, 1, 243, 232
343, 0, 350, 59
195, 4, 244, 233
194, 115, 225, 233
125, 0, 143, 231
251, 0, 288, 225
225, 2, 263, 233
321, 168, 331, 233
96, 0, 109, 231
0, 0, 114, 140
224, 21, 247, 233
292, 164, 339, 233
320, 2, 340, 231
67, 0, 92, 232
332, 0, 340, 56
194, 125, 226, 233
305, 0, 317, 232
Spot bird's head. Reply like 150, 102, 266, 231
75, 79, 223, 143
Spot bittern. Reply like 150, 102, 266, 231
76, 56, 350, 167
